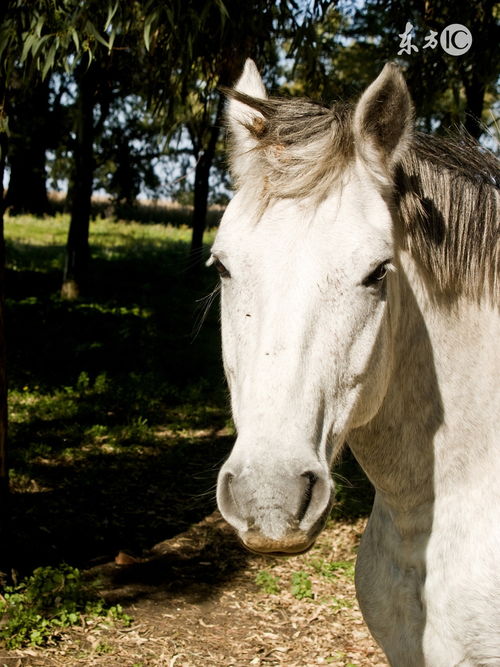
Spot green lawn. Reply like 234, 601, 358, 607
4, 213, 373, 576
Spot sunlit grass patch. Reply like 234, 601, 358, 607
9, 386, 80, 424
5, 214, 217, 272
290, 571, 314, 600
4, 214, 188, 276
9, 372, 227, 466
327, 595, 354, 612
5, 212, 70, 245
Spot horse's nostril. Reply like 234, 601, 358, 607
217, 457, 333, 543
218, 470, 236, 508
217, 467, 249, 534
296, 471, 319, 522
302, 471, 319, 485
302, 471, 319, 499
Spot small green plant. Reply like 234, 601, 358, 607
0, 564, 131, 649
328, 595, 353, 612
94, 372, 109, 394
255, 570, 281, 595
290, 571, 314, 600
76, 371, 91, 393
94, 641, 113, 655
122, 416, 151, 444
310, 558, 355, 580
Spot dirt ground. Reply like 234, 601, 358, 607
1, 512, 387, 667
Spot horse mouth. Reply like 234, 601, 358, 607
238, 530, 316, 557
241, 540, 316, 557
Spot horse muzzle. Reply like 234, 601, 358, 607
216, 455, 334, 555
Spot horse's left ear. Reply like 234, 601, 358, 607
226, 59, 268, 183
353, 63, 414, 179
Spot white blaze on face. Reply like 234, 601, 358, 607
214, 166, 396, 460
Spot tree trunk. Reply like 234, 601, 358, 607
189, 95, 225, 271
5, 80, 50, 216
6, 151, 49, 216
465, 75, 486, 139
459, 0, 496, 141
61, 70, 94, 300
189, 152, 213, 267
463, 78, 486, 140
0, 101, 10, 581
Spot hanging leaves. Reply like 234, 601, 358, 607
143, 10, 158, 52
0, 0, 122, 86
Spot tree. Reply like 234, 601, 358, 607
0, 0, 128, 571
4, 76, 51, 215
344, 0, 499, 139
278, 1, 498, 146
94, 98, 163, 208
179, 0, 333, 268
61, 65, 96, 299
0, 0, 250, 563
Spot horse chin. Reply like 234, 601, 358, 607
238, 531, 316, 557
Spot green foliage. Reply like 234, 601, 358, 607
328, 596, 353, 612
287, 0, 499, 143
0, 0, 117, 82
290, 571, 314, 600
255, 570, 281, 595
309, 558, 355, 581
0, 564, 131, 649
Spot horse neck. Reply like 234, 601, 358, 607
348, 251, 500, 516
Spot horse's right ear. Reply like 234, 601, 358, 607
226, 59, 268, 182
353, 63, 413, 184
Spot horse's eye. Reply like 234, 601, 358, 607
213, 257, 230, 278
362, 261, 391, 287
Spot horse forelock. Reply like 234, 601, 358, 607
226, 90, 500, 305
225, 90, 355, 200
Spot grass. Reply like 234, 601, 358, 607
255, 570, 281, 595
4, 211, 373, 579
5, 212, 228, 575
290, 571, 314, 600
309, 558, 355, 581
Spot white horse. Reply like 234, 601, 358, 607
213, 60, 500, 665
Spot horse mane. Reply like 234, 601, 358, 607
395, 133, 499, 303
226, 90, 500, 305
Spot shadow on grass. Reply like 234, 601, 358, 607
10, 429, 234, 571
6, 229, 228, 575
